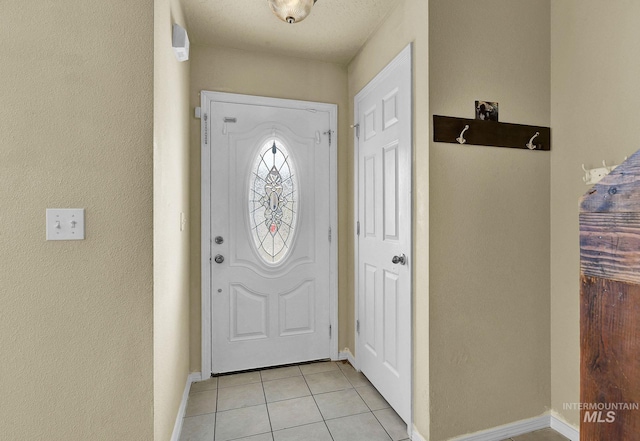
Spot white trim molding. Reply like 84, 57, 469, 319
338, 349, 357, 369
411, 425, 428, 441
448, 415, 549, 441
550, 413, 580, 441
446, 413, 579, 441
171, 372, 202, 441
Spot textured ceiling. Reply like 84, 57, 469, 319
181, 0, 400, 65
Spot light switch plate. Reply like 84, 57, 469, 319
46, 209, 85, 240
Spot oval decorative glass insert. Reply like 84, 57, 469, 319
249, 138, 298, 264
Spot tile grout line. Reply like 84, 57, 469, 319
353, 385, 373, 412
300, 362, 337, 441
351, 382, 401, 439
259, 370, 275, 440
369, 407, 395, 441
213, 380, 219, 441
307, 362, 395, 439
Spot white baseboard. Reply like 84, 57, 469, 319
448, 415, 550, 441
338, 349, 356, 369
411, 425, 428, 441
550, 413, 580, 441
171, 372, 202, 441
446, 413, 580, 441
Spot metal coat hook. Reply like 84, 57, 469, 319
581, 157, 629, 185
601, 158, 628, 172
456, 125, 469, 144
526, 132, 540, 150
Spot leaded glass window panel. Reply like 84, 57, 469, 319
249, 139, 298, 264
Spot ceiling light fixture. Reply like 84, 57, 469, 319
267, 0, 318, 24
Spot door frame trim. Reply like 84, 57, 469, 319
200, 91, 339, 378
353, 43, 413, 427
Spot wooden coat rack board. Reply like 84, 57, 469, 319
433, 115, 551, 151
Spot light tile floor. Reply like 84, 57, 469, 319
502, 428, 570, 441
180, 360, 569, 441
180, 360, 409, 441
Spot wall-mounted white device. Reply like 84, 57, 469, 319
46, 208, 85, 241
172, 24, 190, 62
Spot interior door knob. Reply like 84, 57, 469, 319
214, 254, 224, 264
392, 254, 406, 265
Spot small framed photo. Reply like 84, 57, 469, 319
475, 101, 499, 122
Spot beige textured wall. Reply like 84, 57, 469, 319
154, 0, 191, 439
0, 1, 153, 440
347, 0, 430, 436
189, 45, 349, 371
550, 0, 640, 427
429, 1, 550, 439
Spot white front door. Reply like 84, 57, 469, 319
201, 92, 337, 374
355, 45, 412, 424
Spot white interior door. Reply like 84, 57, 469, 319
201, 93, 337, 374
355, 45, 412, 424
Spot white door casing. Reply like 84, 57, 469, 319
201, 92, 338, 375
354, 45, 413, 424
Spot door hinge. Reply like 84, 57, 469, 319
329, 324, 332, 338
195, 107, 201, 119
323, 130, 334, 147
352, 123, 360, 139
328, 227, 332, 243
356, 221, 360, 236
356, 319, 360, 334
203, 113, 209, 145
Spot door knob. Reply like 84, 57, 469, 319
214, 254, 224, 264
392, 254, 406, 265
